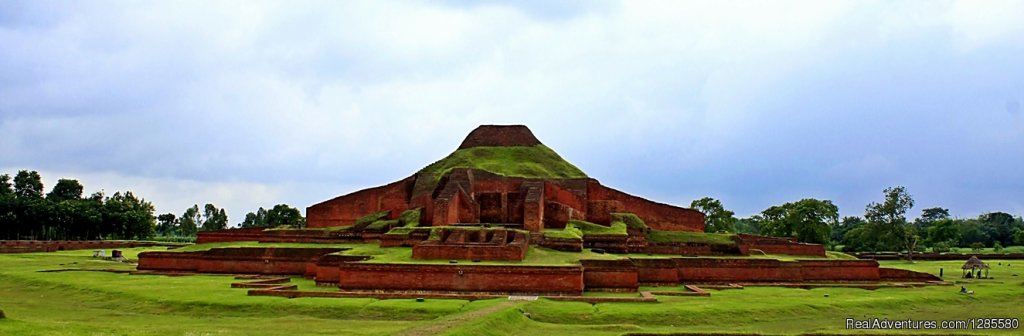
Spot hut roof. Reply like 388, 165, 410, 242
962, 255, 990, 270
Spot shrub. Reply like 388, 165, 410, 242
610, 212, 649, 230
970, 242, 985, 251
399, 208, 422, 227
931, 242, 951, 253
993, 241, 1004, 252
0, 308, 5, 319
353, 211, 390, 230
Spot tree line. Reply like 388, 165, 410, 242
0, 170, 306, 240
691, 186, 1024, 256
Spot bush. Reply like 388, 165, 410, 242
970, 242, 985, 251
399, 208, 422, 227
994, 241, 1004, 252
610, 212, 649, 230
931, 242, 951, 253
0, 308, 5, 319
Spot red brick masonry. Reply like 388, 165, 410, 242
0, 240, 163, 253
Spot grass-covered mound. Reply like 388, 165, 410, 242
645, 230, 736, 245
568, 220, 627, 236
413, 145, 587, 195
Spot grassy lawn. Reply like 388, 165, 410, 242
2, 247, 1022, 335
645, 230, 736, 245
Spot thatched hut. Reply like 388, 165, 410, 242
962, 255, 990, 278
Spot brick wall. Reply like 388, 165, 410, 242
337, 263, 584, 295
137, 247, 346, 275
0, 240, 162, 253
585, 181, 704, 232
306, 177, 413, 228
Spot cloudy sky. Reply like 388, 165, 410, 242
2, 0, 1023, 224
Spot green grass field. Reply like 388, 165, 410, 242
2, 246, 1022, 335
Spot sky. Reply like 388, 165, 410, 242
2, 0, 1023, 225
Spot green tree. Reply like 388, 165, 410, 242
13, 170, 44, 199
200, 203, 227, 231
734, 217, 760, 234
156, 213, 178, 236
757, 198, 837, 244
0, 174, 13, 196
832, 216, 864, 244
979, 212, 1020, 246
690, 197, 737, 233
266, 204, 305, 228
865, 186, 917, 260
179, 205, 201, 237
1013, 228, 1024, 246
958, 219, 989, 247
46, 179, 84, 202
926, 218, 960, 246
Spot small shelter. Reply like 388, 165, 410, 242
962, 256, 990, 278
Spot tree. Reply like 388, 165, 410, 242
0, 174, 13, 196
179, 205, 201, 237
690, 197, 737, 233
1013, 228, 1024, 246
756, 199, 837, 244
241, 204, 306, 228
979, 212, 1020, 246
13, 170, 44, 199
926, 218, 960, 246
156, 213, 178, 236
734, 217, 760, 234
832, 216, 864, 245
200, 203, 227, 231
958, 219, 990, 247
46, 179, 84, 202
865, 186, 917, 261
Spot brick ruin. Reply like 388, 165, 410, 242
306, 125, 704, 232
131, 125, 945, 297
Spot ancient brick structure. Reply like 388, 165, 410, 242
336, 263, 585, 295
137, 247, 354, 274
0, 240, 163, 253
411, 228, 529, 261
307, 125, 704, 232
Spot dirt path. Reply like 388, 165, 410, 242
399, 300, 521, 336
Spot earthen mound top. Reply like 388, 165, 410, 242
458, 125, 542, 149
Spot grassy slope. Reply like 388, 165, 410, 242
412, 145, 587, 195
2, 246, 1023, 335
645, 230, 736, 245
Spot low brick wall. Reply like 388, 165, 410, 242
798, 260, 880, 281
412, 243, 528, 261
580, 259, 638, 291
676, 258, 804, 282
854, 252, 1024, 261
632, 258, 681, 284
735, 234, 826, 257
0, 240, 162, 253
879, 268, 942, 282
635, 242, 741, 256
137, 247, 346, 275
337, 263, 584, 295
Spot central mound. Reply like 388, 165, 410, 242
412, 125, 587, 196
307, 124, 706, 232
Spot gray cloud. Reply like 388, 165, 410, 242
2, 1, 1023, 222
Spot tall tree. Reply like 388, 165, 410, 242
926, 218, 961, 247
757, 198, 837, 244
156, 213, 178, 236
46, 179, 84, 202
979, 212, 1020, 246
690, 197, 737, 233
179, 205, 201, 237
865, 186, 917, 261
0, 174, 13, 196
200, 203, 227, 231
13, 170, 44, 199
